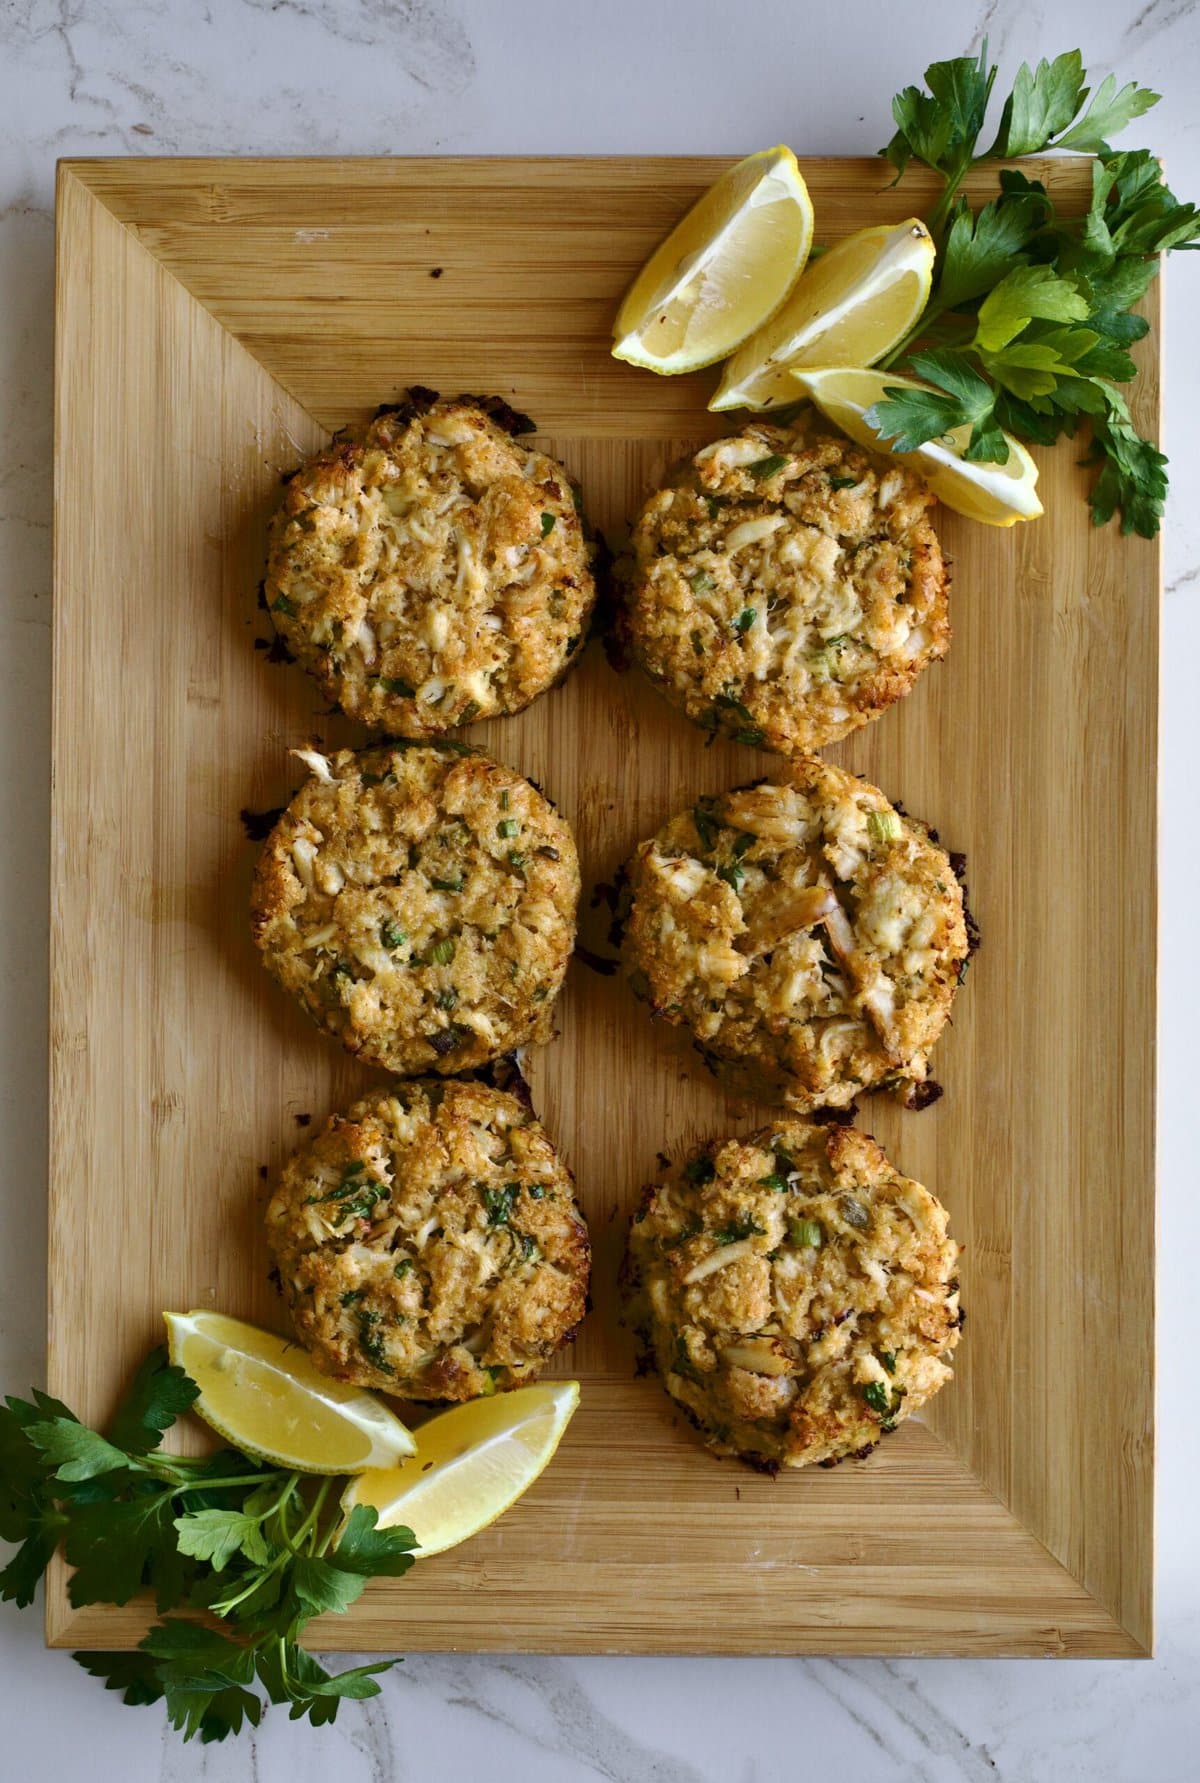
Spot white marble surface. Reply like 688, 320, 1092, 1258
2, 1, 1198, 1777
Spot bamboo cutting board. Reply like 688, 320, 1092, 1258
49, 156, 1157, 1656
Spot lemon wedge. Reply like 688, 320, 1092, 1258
612, 147, 813, 376
711, 219, 936, 411
341, 1380, 580, 1557
164, 1310, 415, 1474
792, 367, 1044, 527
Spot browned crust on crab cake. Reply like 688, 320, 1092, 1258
267, 1080, 590, 1400
621, 756, 967, 1110
626, 426, 949, 755
265, 398, 595, 733
623, 1121, 960, 1468
251, 741, 579, 1076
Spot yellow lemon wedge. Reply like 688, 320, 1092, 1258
711, 218, 936, 411
340, 1380, 580, 1557
792, 367, 1044, 527
612, 146, 814, 376
164, 1310, 415, 1474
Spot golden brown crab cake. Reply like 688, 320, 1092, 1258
265, 395, 595, 733
626, 426, 948, 755
267, 1080, 590, 1400
621, 757, 968, 1110
623, 1121, 961, 1468
251, 741, 579, 1076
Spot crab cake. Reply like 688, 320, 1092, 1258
621, 757, 968, 1110
267, 1080, 590, 1400
265, 394, 595, 733
623, 1122, 961, 1468
251, 741, 579, 1075
626, 425, 948, 755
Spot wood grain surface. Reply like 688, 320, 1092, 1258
49, 156, 1157, 1656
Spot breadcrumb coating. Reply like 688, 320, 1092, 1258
627, 426, 949, 754
623, 1121, 960, 1467
268, 1080, 590, 1400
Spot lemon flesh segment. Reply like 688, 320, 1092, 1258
612, 146, 813, 376
164, 1310, 416, 1474
341, 1380, 580, 1558
711, 219, 936, 412
792, 368, 1043, 528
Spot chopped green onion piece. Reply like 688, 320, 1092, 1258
379, 919, 406, 950
748, 454, 787, 480
540, 512, 556, 537
788, 1217, 823, 1249
687, 568, 715, 594
733, 608, 756, 633
497, 818, 519, 838
425, 938, 456, 966
867, 810, 902, 844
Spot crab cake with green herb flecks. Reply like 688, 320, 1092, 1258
623, 1121, 961, 1468
265, 395, 595, 734
626, 425, 948, 755
251, 741, 579, 1076
267, 1080, 590, 1400
621, 757, 967, 1110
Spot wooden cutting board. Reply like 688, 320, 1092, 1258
49, 155, 1157, 1656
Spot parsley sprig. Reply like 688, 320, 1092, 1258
0, 1348, 416, 1743
872, 44, 1198, 535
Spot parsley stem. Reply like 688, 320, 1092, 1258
292, 1477, 333, 1555
170, 1470, 285, 1492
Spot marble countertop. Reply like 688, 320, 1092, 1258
2, 1, 1197, 1777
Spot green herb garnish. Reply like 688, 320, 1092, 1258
747, 453, 787, 480
271, 594, 297, 616
379, 918, 406, 950
393, 1257, 413, 1279
866, 810, 902, 844
828, 475, 859, 491
662, 1219, 703, 1250
540, 512, 556, 537
481, 1183, 520, 1226
0, 1348, 414, 1742
430, 874, 464, 893
733, 607, 756, 633
880, 1350, 897, 1374
712, 1214, 766, 1246
497, 818, 519, 838
379, 676, 416, 698
682, 1155, 716, 1185
874, 43, 1198, 535
423, 938, 456, 966
862, 1379, 893, 1415
356, 1309, 394, 1375
692, 803, 720, 853
687, 568, 715, 593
